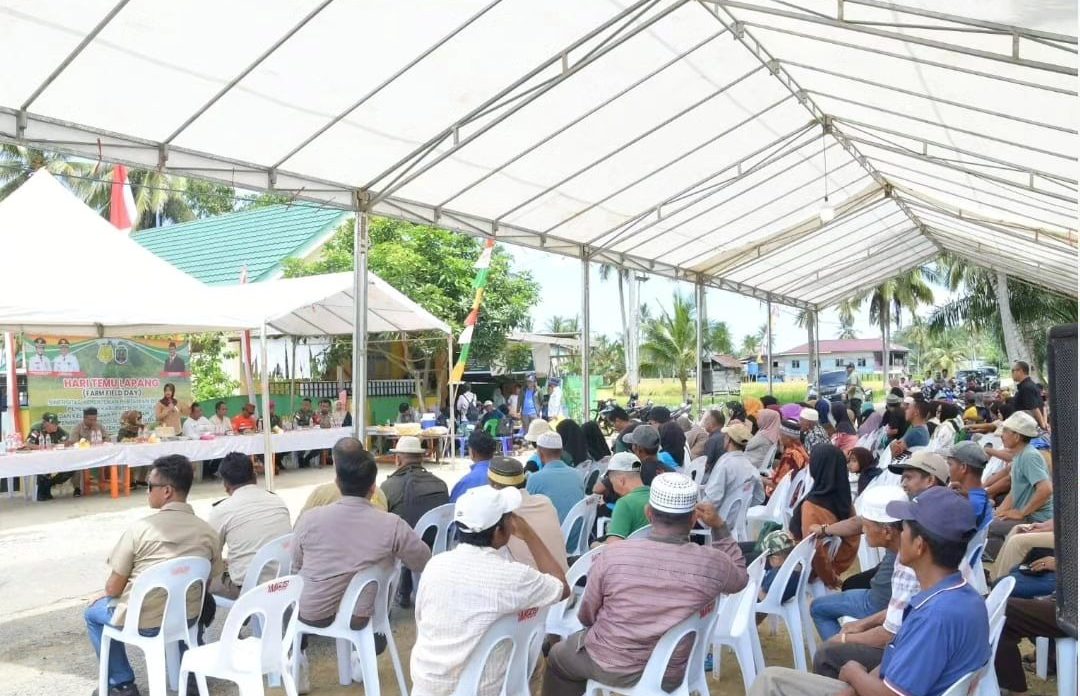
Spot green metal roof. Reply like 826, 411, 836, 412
133, 205, 348, 285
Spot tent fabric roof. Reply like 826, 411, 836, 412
0, 1, 1075, 308
210, 272, 451, 336
0, 171, 252, 336
776, 338, 909, 355
133, 205, 348, 285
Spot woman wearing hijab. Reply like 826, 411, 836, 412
790, 444, 858, 589
743, 396, 764, 419
725, 400, 747, 424
580, 420, 612, 462
746, 408, 781, 471
847, 446, 880, 495
555, 418, 589, 465
830, 401, 859, 454
657, 420, 686, 468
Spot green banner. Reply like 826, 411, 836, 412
24, 334, 191, 434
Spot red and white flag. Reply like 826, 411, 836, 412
109, 164, 138, 234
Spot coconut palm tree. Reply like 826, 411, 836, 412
922, 330, 970, 376
545, 315, 580, 334
127, 168, 196, 229
837, 315, 858, 340
795, 308, 819, 387
706, 320, 733, 355
739, 333, 761, 357
0, 145, 108, 203
598, 263, 630, 357
640, 292, 698, 401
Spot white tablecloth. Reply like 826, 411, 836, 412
0, 427, 352, 477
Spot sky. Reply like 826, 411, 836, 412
507, 246, 957, 354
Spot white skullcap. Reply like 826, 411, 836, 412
536, 431, 563, 449
799, 407, 819, 422
648, 472, 699, 514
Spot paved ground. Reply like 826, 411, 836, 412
0, 458, 1056, 695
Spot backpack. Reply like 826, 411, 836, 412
400, 468, 450, 528
464, 394, 479, 422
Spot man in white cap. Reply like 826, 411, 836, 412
603, 452, 650, 541
380, 436, 449, 608
984, 411, 1052, 560
525, 430, 585, 523
542, 473, 748, 695
799, 407, 830, 451
703, 421, 763, 517
523, 418, 574, 473
411, 485, 569, 696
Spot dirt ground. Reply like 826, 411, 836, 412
0, 458, 1057, 695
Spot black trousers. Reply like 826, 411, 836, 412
842, 565, 878, 591
994, 597, 1063, 692
36, 472, 76, 496
813, 642, 884, 678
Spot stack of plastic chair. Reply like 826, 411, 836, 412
291, 565, 408, 696
547, 547, 604, 639
712, 556, 766, 690
975, 576, 1014, 696
754, 535, 817, 671
180, 575, 303, 696
586, 598, 719, 696
562, 495, 600, 557
98, 557, 211, 696
450, 606, 549, 696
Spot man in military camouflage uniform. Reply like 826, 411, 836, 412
293, 398, 320, 468
30, 412, 79, 500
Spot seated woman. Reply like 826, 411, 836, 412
746, 408, 780, 472
790, 444, 858, 590
658, 420, 686, 468
555, 418, 590, 466
847, 446, 880, 496
930, 402, 964, 449
830, 401, 858, 454
765, 419, 808, 497
581, 420, 612, 463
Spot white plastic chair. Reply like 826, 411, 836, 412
963, 522, 992, 595
804, 536, 843, 660
449, 606, 549, 696
754, 535, 816, 671
939, 669, 983, 696
684, 456, 707, 484
747, 472, 792, 539
562, 495, 600, 557
414, 502, 457, 555
99, 556, 212, 696
975, 576, 1014, 696
783, 468, 814, 527
586, 597, 719, 696
627, 524, 652, 540
758, 442, 778, 474
180, 575, 303, 696
718, 478, 755, 543
546, 547, 604, 638
1036, 635, 1078, 696
291, 564, 408, 696
712, 555, 766, 691
214, 533, 293, 611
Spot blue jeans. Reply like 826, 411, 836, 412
1008, 568, 1057, 599
810, 589, 880, 641
85, 597, 191, 688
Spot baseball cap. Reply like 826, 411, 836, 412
859, 485, 907, 523
885, 486, 977, 543
488, 456, 526, 486
536, 431, 563, 450
483, 400, 494, 407
761, 529, 796, 556
389, 435, 424, 454
648, 472, 699, 514
623, 424, 660, 450
721, 422, 752, 445
799, 407, 819, 422
454, 485, 521, 533
886, 393, 903, 406
945, 441, 989, 469
648, 406, 672, 423
42, 412, 59, 424
607, 451, 641, 472
1002, 412, 1038, 438
888, 450, 949, 484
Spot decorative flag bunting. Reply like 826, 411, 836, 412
109, 164, 138, 234
451, 239, 495, 383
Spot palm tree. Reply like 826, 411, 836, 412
739, 333, 761, 357
598, 263, 630, 370
897, 316, 932, 377
640, 292, 698, 401
127, 169, 195, 229
922, 330, 969, 376
0, 145, 108, 203
706, 320, 733, 355
545, 315, 580, 334
837, 315, 857, 340
794, 308, 818, 387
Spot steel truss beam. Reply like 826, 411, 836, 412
841, 0, 1077, 45
925, 229, 1078, 295
913, 213, 1078, 271
814, 247, 941, 309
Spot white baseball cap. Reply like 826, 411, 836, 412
454, 485, 521, 533
858, 485, 907, 523
1002, 411, 1039, 438
536, 431, 563, 449
649, 472, 699, 514
607, 451, 641, 472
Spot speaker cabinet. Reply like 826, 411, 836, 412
1047, 323, 1076, 638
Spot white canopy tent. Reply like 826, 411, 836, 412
0, 0, 1075, 423
0, 170, 253, 335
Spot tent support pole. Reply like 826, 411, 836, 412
260, 321, 274, 491
580, 250, 590, 422
447, 333, 455, 463
814, 310, 822, 396
695, 280, 705, 410
766, 300, 773, 396
352, 202, 369, 440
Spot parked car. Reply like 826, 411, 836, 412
809, 370, 848, 402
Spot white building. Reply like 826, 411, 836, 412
776, 339, 909, 378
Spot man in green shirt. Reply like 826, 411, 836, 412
605, 452, 650, 541
844, 363, 864, 413
985, 412, 1053, 560
30, 412, 78, 500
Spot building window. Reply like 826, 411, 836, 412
857, 358, 867, 367
791, 359, 801, 369
834, 358, 844, 367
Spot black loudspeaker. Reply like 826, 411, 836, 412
1047, 323, 1077, 638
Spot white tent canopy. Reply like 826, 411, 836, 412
0, 171, 252, 336
0, 0, 1074, 306
213, 272, 451, 336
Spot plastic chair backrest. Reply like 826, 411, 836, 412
547, 546, 603, 631
633, 598, 720, 691
414, 503, 456, 556
220, 575, 303, 673
939, 669, 981, 696
758, 472, 792, 518
627, 524, 652, 540
985, 576, 1014, 654
483, 418, 500, 437
561, 495, 600, 557
964, 520, 992, 593
760, 536, 815, 608
717, 555, 765, 640
451, 606, 549, 696
239, 533, 293, 593
760, 443, 778, 472
685, 456, 707, 484
720, 478, 755, 538
122, 556, 212, 642
332, 564, 395, 628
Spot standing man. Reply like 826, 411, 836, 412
985, 412, 1052, 560
54, 338, 81, 373
546, 378, 564, 420
28, 337, 51, 373
449, 430, 497, 502
206, 452, 292, 599
521, 374, 541, 432
1010, 361, 1049, 431
455, 383, 478, 423
30, 413, 77, 500
163, 341, 186, 373
85, 455, 221, 696
68, 406, 111, 444
845, 363, 864, 414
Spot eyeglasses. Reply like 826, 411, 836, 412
146, 482, 169, 493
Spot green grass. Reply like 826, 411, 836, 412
595, 377, 887, 408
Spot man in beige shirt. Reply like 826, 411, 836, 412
206, 452, 292, 599
68, 406, 111, 444
85, 455, 221, 696
488, 456, 569, 572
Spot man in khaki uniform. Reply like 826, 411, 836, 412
68, 406, 111, 444
85, 455, 221, 696
206, 452, 292, 599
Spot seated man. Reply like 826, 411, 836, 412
543, 473, 748, 695
231, 403, 257, 434
525, 430, 585, 523
85, 455, 221, 696
603, 453, 650, 541
985, 412, 1052, 560
703, 422, 763, 515
206, 452, 292, 599
69, 406, 111, 444
622, 424, 673, 484
181, 402, 212, 440
292, 438, 430, 686
945, 441, 993, 528
30, 412, 78, 500
751, 486, 989, 696
488, 456, 568, 572
449, 429, 497, 502
411, 485, 569, 696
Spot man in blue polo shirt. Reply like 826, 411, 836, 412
946, 441, 993, 529
750, 486, 989, 696
525, 430, 584, 523
449, 429, 497, 502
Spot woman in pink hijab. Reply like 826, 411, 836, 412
745, 408, 781, 471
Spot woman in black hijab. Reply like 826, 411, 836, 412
555, 418, 590, 466
581, 420, 612, 462
658, 420, 687, 467
790, 444, 858, 588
